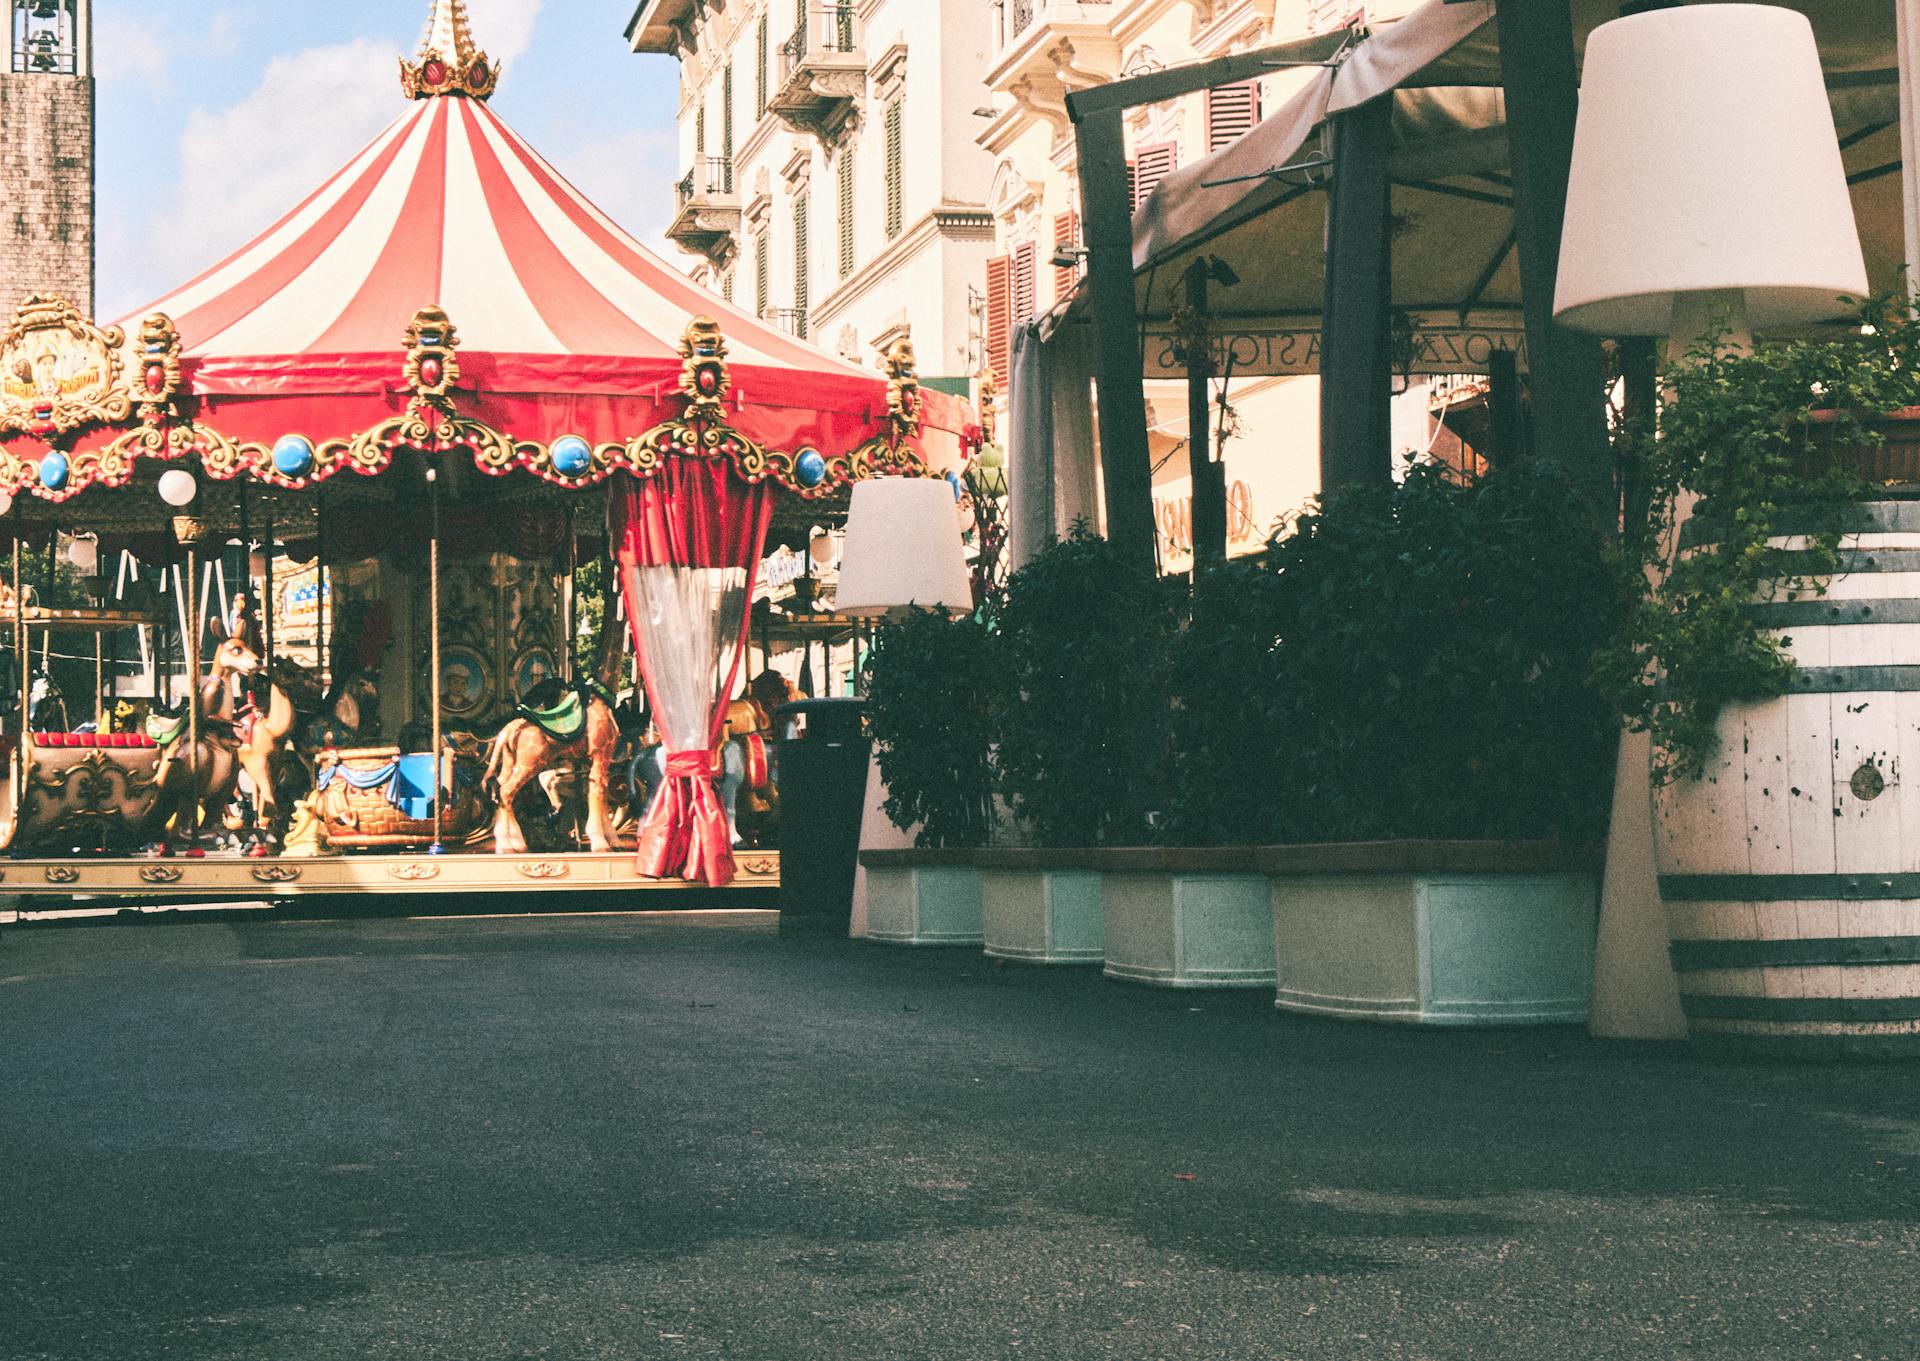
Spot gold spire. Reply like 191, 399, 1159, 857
399, 0, 499, 101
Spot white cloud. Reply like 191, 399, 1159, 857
94, 14, 172, 86
460, 0, 542, 66
110, 40, 398, 319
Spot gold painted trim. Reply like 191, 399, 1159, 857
388, 863, 440, 880
516, 861, 570, 879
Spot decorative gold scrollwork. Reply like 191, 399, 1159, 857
45, 866, 79, 884
252, 865, 301, 884
0, 295, 130, 438
516, 861, 569, 880
140, 865, 184, 884
678, 316, 732, 417
387, 863, 440, 880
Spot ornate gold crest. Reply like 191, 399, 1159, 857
678, 316, 732, 417
0, 295, 131, 437
403, 305, 461, 404
884, 338, 922, 442
130, 314, 184, 422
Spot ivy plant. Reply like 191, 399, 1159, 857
1593, 297, 1920, 783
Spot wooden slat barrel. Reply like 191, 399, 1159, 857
1658, 500, 1920, 1055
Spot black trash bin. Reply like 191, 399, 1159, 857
774, 697, 871, 936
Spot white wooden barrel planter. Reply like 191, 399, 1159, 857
1659, 500, 1920, 1054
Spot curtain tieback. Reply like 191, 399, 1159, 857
664, 750, 713, 778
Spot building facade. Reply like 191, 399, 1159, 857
977, 0, 1427, 572
0, 0, 94, 314
627, 0, 997, 391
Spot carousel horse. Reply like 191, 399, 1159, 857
483, 675, 622, 854
149, 634, 298, 844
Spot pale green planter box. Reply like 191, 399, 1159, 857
982, 868, 1103, 965
1102, 856, 1275, 988
861, 863, 984, 946
1265, 843, 1598, 1026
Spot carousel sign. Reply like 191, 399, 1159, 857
0, 294, 131, 437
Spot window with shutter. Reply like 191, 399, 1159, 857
755, 234, 770, 316
756, 15, 769, 115
1012, 242, 1037, 324
1132, 142, 1178, 211
695, 101, 706, 156
884, 100, 904, 240
985, 255, 1012, 386
721, 270, 733, 304
794, 192, 810, 337
721, 65, 734, 191
1125, 160, 1138, 212
838, 150, 855, 279
1052, 211, 1081, 299
1205, 81, 1261, 153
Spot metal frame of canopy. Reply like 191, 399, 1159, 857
1063, 0, 1907, 568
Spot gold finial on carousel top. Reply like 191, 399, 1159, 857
400, 0, 500, 101
883, 338, 922, 441
678, 315, 732, 416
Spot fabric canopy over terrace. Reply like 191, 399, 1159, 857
1124, 0, 1903, 377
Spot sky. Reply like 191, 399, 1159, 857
95, 0, 685, 321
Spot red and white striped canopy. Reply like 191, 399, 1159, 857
126, 95, 855, 382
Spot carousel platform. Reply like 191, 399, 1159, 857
0, 849, 780, 901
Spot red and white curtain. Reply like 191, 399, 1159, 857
612, 460, 774, 886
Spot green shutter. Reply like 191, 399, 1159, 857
695, 101, 706, 156
884, 101, 903, 240
756, 235, 769, 317
756, 15, 769, 114
838, 150, 855, 279
794, 192, 810, 338
721, 64, 734, 190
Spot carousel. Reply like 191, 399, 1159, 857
0, 1, 966, 904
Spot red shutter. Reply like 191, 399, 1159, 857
1205, 81, 1261, 152
1052, 211, 1081, 298
1012, 242, 1038, 324
1132, 142, 1178, 211
986, 254, 1012, 386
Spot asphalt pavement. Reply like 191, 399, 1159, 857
2, 907, 1917, 1360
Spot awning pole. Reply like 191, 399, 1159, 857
1497, 0, 1611, 526
12, 507, 24, 835
1898, 0, 1920, 305
1319, 95, 1395, 491
1183, 258, 1228, 565
1071, 105, 1159, 573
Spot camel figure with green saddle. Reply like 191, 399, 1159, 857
482, 649, 622, 854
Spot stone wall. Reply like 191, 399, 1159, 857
0, 73, 95, 316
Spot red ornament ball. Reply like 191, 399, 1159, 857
422, 59, 447, 87
144, 364, 166, 394
419, 356, 443, 388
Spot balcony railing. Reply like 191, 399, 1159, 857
675, 155, 735, 209
764, 307, 808, 340
999, 0, 1112, 49
778, 4, 857, 85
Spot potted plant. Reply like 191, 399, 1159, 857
1596, 298, 1920, 1051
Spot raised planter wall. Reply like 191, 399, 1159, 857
981, 868, 1103, 965
861, 850, 984, 946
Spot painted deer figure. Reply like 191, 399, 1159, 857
152, 634, 299, 843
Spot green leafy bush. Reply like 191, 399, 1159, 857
864, 607, 998, 848
993, 526, 1180, 846
1171, 462, 1624, 844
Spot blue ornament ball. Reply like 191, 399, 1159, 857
38, 451, 68, 491
945, 471, 964, 501
795, 448, 827, 488
551, 435, 592, 477
272, 435, 315, 478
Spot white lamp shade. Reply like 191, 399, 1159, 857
1553, 4, 1867, 335
833, 476, 973, 617
66, 535, 98, 577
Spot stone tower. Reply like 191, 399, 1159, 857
0, 0, 93, 315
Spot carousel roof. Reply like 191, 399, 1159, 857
121, 5, 866, 387
0, 0, 960, 509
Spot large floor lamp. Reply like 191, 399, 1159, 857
832, 476, 974, 938
1552, 3, 1868, 1039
